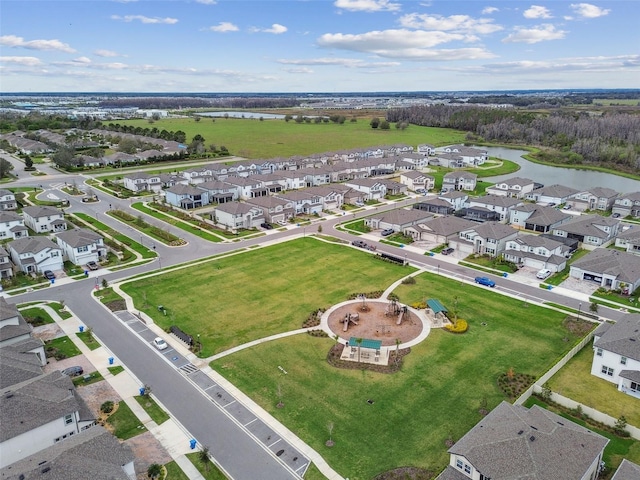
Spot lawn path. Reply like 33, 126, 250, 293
205, 328, 313, 362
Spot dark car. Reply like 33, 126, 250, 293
474, 276, 496, 287
381, 228, 394, 237
612, 213, 621, 218
61, 366, 83, 377
261, 222, 273, 230
441, 247, 454, 255
86, 261, 99, 271
352, 240, 368, 248
43, 270, 55, 280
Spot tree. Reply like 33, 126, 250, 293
51, 146, 76, 170
198, 445, 211, 473
284, 114, 293, 122
355, 337, 363, 363
147, 463, 162, 479
101, 278, 109, 289
0, 158, 13, 178
589, 301, 599, 313
118, 138, 138, 154
370, 117, 380, 129
380, 120, 390, 130
395, 338, 401, 366
615, 415, 628, 435
326, 421, 335, 447
24, 155, 34, 169
194, 116, 201, 122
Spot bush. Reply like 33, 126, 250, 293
410, 301, 427, 309
401, 276, 416, 285
445, 319, 468, 333
100, 400, 114, 414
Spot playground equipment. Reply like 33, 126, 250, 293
385, 299, 402, 317
342, 312, 360, 332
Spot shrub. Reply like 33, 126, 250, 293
401, 276, 416, 285
445, 319, 468, 333
410, 301, 427, 309
100, 401, 114, 414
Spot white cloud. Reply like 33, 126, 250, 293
478, 54, 640, 74
398, 13, 503, 35
334, 0, 401, 12
570, 3, 611, 18
251, 24, 288, 34
72, 56, 92, 64
0, 35, 76, 53
523, 5, 553, 19
502, 24, 566, 44
94, 49, 119, 57
0, 56, 43, 66
482, 6, 499, 15
277, 57, 400, 68
110, 15, 178, 24
282, 67, 314, 74
208, 22, 239, 32
195, 0, 217, 4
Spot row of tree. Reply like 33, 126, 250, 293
98, 96, 298, 110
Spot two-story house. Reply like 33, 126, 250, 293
303, 186, 344, 211
275, 191, 323, 215
450, 222, 519, 257
245, 196, 295, 224
0, 297, 32, 348
344, 179, 387, 201
566, 187, 619, 212
591, 314, 640, 399
416, 144, 435, 156
485, 177, 536, 198
22, 206, 66, 234
0, 246, 13, 279
122, 172, 162, 193
466, 195, 523, 222
503, 234, 569, 272
399, 171, 435, 192
212, 201, 264, 230
439, 145, 487, 166
551, 214, 620, 248
164, 184, 209, 209
7, 237, 63, 275
0, 189, 17, 211
198, 180, 240, 204
612, 192, 640, 219
56, 229, 106, 266
615, 226, 640, 255
439, 401, 608, 480
442, 172, 477, 193
0, 211, 28, 241
525, 183, 579, 205
405, 216, 477, 244
509, 204, 572, 233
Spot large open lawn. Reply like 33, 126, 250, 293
114, 118, 468, 159
120, 238, 413, 356
210, 271, 591, 479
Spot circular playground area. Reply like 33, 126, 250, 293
327, 300, 423, 346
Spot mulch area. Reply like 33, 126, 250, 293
372, 466, 435, 480
125, 431, 173, 480
327, 344, 411, 374
75, 379, 122, 417
327, 301, 423, 346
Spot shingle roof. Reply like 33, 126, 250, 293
472, 222, 518, 240
555, 214, 619, 239
370, 208, 433, 226
8, 236, 60, 255
0, 339, 45, 389
470, 195, 522, 208
22, 206, 62, 219
593, 314, 640, 361
571, 249, 640, 284
611, 459, 640, 480
448, 401, 608, 480
417, 216, 477, 237
513, 204, 571, 226
56, 228, 102, 248
215, 201, 257, 215
533, 184, 579, 199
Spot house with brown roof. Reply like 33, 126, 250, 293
438, 401, 608, 480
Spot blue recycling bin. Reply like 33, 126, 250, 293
190, 439, 197, 450
50, 278, 54, 284
547, 284, 553, 290
84, 270, 89, 276
79, 326, 84, 333
108, 357, 114, 365
502, 272, 508, 278
139, 387, 146, 396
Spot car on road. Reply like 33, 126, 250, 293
352, 240, 368, 248
61, 366, 83, 377
441, 247, 454, 255
474, 276, 496, 287
260, 222, 273, 230
86, 261, 99, 271
43, 270, 55, 280
536, 268, 552, 279
381, 228, 394, 237
153, 337, 168, 350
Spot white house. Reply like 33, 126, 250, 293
303, 186, 344, 211
439, 145, 487, 166
466, 195, 523, 222
22, 206, 66, 233
416, 144, 435, 156
399, 171, 435, 192
0, 246, 12, 279
0, 211, 28, 240
449, 222, 519, 257
275, 191, 323, 215
503, 234, 569, 272
344, 179, 387, 201
0, 189, 17, 211
551, 214, 620, 248
245, 196, 295, 224
442, 172, 477, 192
615, 226, 640, 255
570, 249, 640, 294
164, 184, 209, 209
56, 228, 106, 266
0, 297, 32, 348
439, 401, 608, 480
212, 202, 264, 230
525, 184, 579, 205
122, 172, 162, 193
566, 187, 619, 212
591, 314, 640, 399
485, 177, 536, 198
7, 237, 63, 275
612, 192, 640, 219
509, 204, 572, 233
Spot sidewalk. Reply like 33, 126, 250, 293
40, 303, 205, 480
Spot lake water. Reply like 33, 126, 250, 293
199, 111, 286, 119
483, 146, 639, 194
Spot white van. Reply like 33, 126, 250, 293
536, 269, 552, 279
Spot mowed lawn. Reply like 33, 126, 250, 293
211, 272, 589, 480
115, 118, 468, 159
120, 238, 412, 356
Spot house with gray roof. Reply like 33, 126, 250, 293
551, 214, 620, 247
503, 234, 570, 272
22, 206, 66, 233
0, 371, 96, 468
442, 171, 478, 194
344, 178, 387, 201
567, 187, 619, 212
0, 337, 46, 389
439, 191, 469, 211
449, 222, 519, 257
439, 145, 488, 165
613, 192, 640, 219
0, 211, 28, 241
224, 176, 265, 200
591, 314, 640, 399
486, 177, 536, 199
412, 198, 455, 216
570, 249, 640, 293
275, 191, 323, 215
399, 171, 435, 192
365, 208, 434, 233
438, 401, 608, 480
55, 228, 106, 266
245, 196, 294, 224
509, 203, 572, 233
302, 186, 344, 211
0, 425, 135, 480
0, 298, 32, 348
212, 201, 264, 230
164, 184, 209, 209
525, 183, 579, 205
122, 172, 162, 193
0, 189, 17, 211
0, 246, 13, 279
404, 216, 477, 244
416, 143, 435, 156
430, 153, 463, 169
615, 226, 640, 255
198, 180, 240, 204
611, 459, 640, 479
466, 195, 523, 223
7, 237, 63, 275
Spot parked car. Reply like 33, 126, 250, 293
441, 247, 454, 255
381, 228, 395, 237
563, 204, 572, 210
86, 261, 99, 271
260, 222, 273, 230
277, 220, 288, 226
415, 189, 427, 195
352, 240, 368, 248
536, 268, 552, 279
153, 337, 168, 350
612, 213, 621, 218
474, 276, 496, 287
61, 366, 83, 377
355, 201, 365, 207
43, 270, 55, 280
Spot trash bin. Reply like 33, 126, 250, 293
139, 387, 146, 396
190, 439, 197, 450
547, 284, 553, 290
502, 272, 508, 278
108, 357, 114, 365
79, 326, 84, 333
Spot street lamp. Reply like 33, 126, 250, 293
437, 264, 440, 275
577, 302, 582, 321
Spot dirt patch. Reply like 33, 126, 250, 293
43, 354, 96, 377
372, 466, 435, 480
75, 379, 122, 417
106, 300, 127, 312
31, 323, 65, 342
327, 301, 423, 346
563, 316, 597, 337
125, 431, 172, 480
327, 344, 410, 374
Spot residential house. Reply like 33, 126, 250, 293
365, 208, 434, 233
212, 201, 264, 230
103, 152, 136, 166
439, 145, 488, 166
0, 189, 17, 211
331, 184, 366, 205
509, 204, 572, 233
551, 214, 620, 248
0, 425, 135, 480
438, 401, 608, 480
566, 187, 618, 212
0, 337, 46, 389
7, 237, 63, 275
430, 153, 463, 169
591, 314, 640, 399
182, 166, 216, 184
439, 191, 469, 211
525, 184, 579, 205
0, 371, 96, 468
256, 173, 286, 194
485, 177, 536, 198
612, 192, 640, 218
0, 246, 13, 279
22, 206, 66, 233
344, 179, 387, 201
0, 211, 28, 240
379, 180, 407, 196
395, 153, 429, 170
122, 172, 162, 193
449, 222, 519, 257
0, 297, 32, 348
399, 171, 435, 192
303, 186, 344, 211
164, 184, 209, 209
275, 191, 323, 215
466, 195, 523, 222
503, 234, 569, 272
611, 459, 640, 479
570, 249, 640, 293
245, 196, 295, 224
615, 226, 640, 255
224, 176, 265, 200
198, 180, 239, 204
442, 171, 477, 193
56, 229, 106, 266
405, 216, 477, 244
412, 198, 455, 216
416, 144, 435, 156
274, 170, 308, 190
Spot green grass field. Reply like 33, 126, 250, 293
134, 395, 170, 425
114, 118, 468, 159
121, 238, 413, 356
106, 401, 146, 440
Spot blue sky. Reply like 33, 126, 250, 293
1, 0, 638, 93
